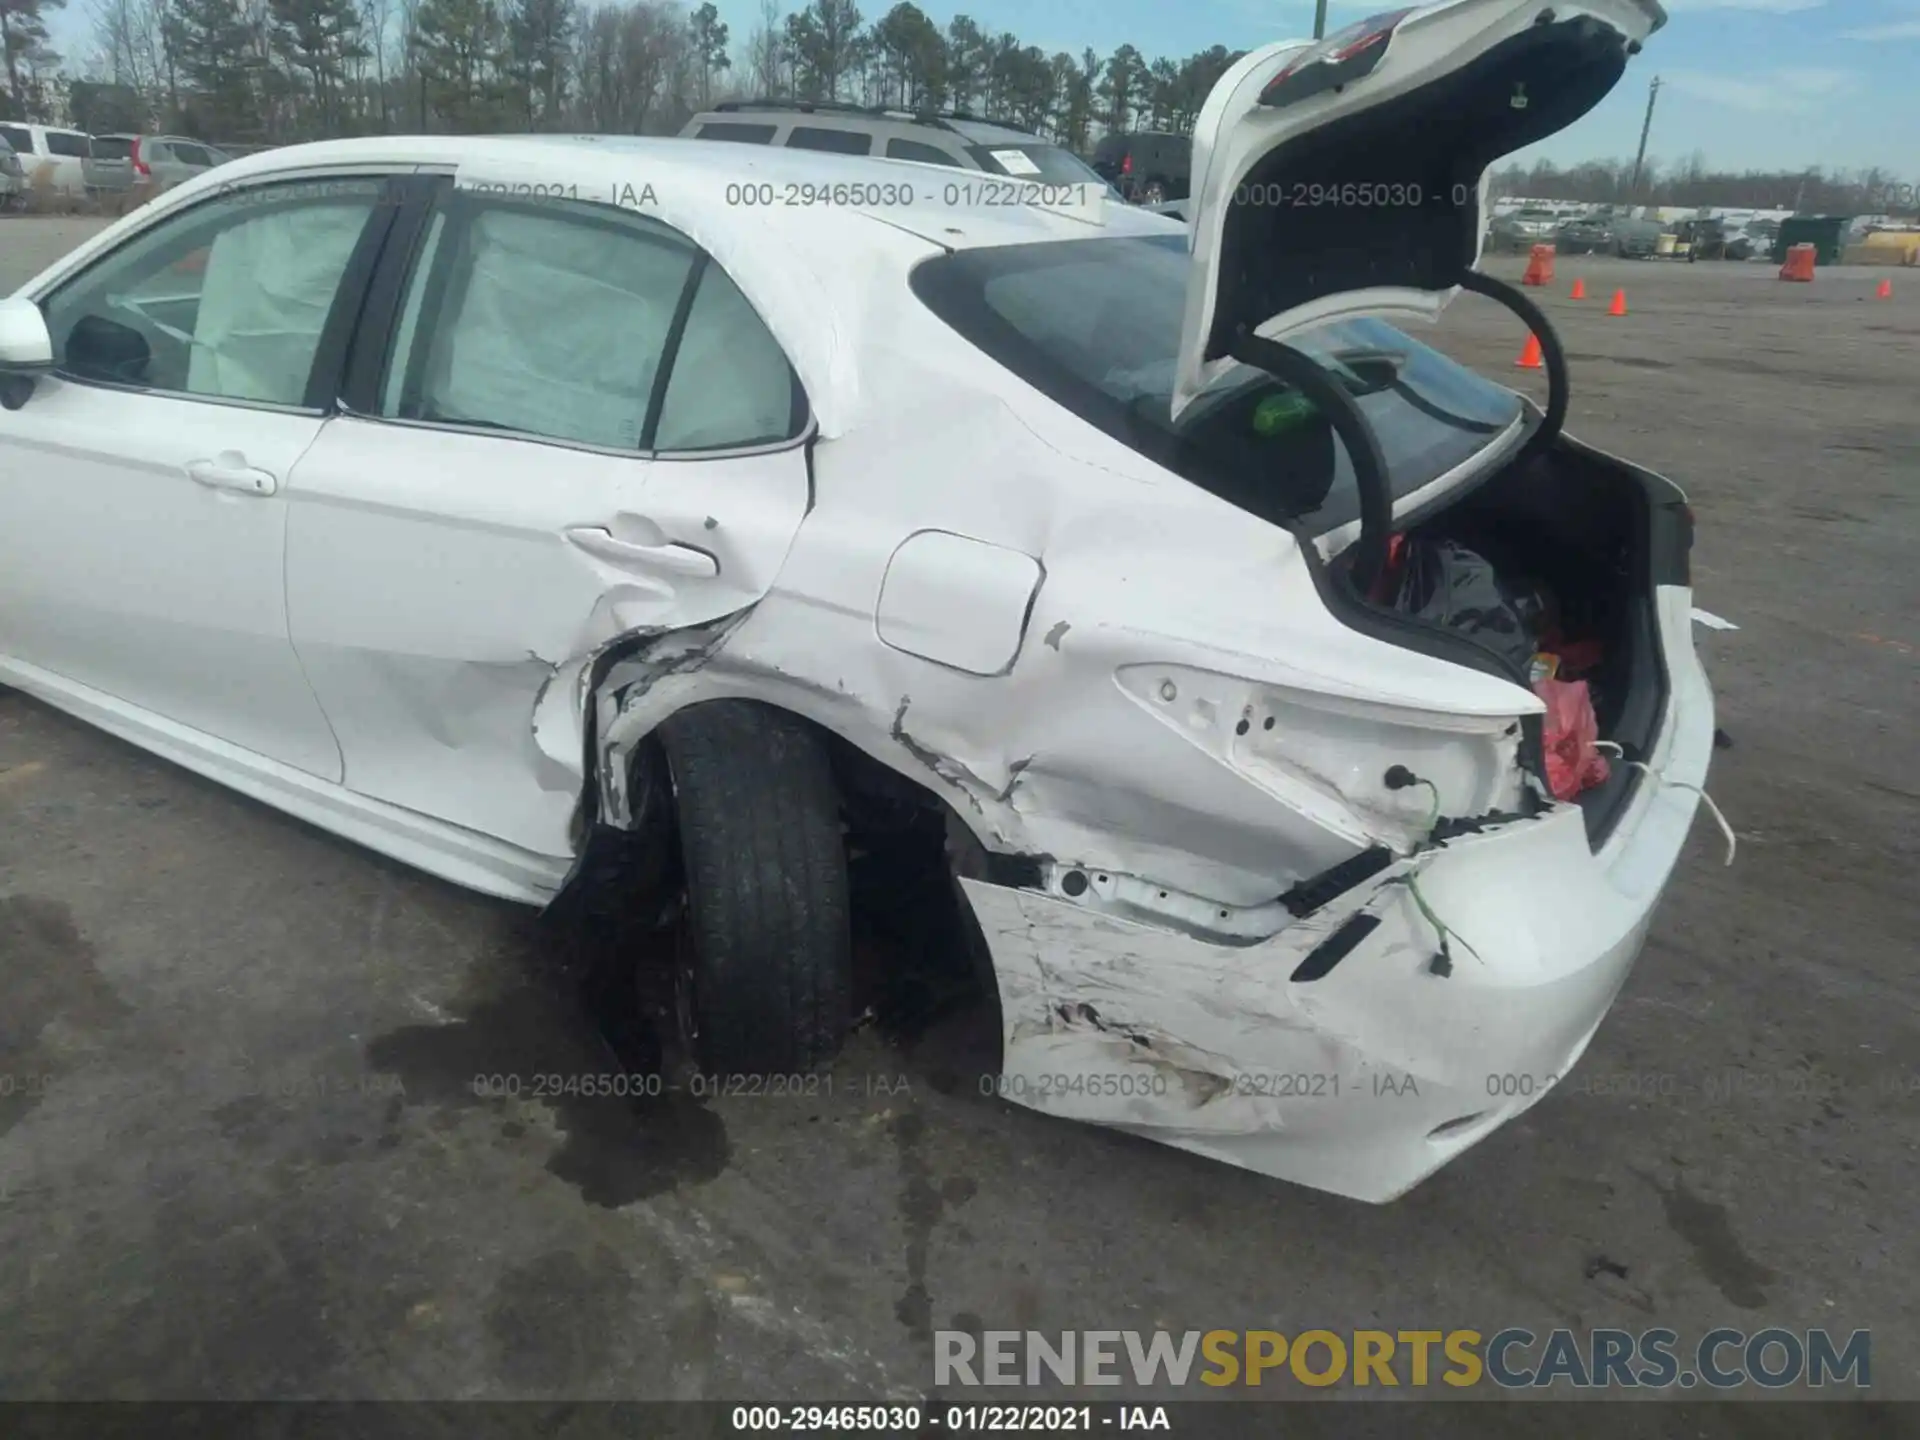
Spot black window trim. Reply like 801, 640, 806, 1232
35, 169, 412, 416
344, 179, 816, 460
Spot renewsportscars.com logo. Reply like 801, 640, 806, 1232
934, 1327, 1872, 1390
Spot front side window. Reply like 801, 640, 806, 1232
380, 192, 805, 453
40, 177, 385, 405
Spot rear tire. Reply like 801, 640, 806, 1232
656, 701, 852, 1075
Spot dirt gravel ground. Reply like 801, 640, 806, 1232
1, 217, 1917, 1429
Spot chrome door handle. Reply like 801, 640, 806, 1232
185, 456, 278, 496
564, 526, 718, 577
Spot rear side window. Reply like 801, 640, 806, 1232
886, 139, 964, 167
382, 193, 804, 453
911, 234, 1523, 536
46, 131, 90, 158
91, 136, 135, 160
786, 126, 871, 155
173, 143, 214, 167
1, 124, 33, 152
697, 122, 776, 144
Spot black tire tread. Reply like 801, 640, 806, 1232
657, 701, 852, 1074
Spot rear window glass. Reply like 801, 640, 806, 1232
886, 138, 963, 167
966, 143, 1103, 185
697, 122, 777, 144
1, 125, 33, 152
91, 136, 136, 160
1094, 136, 1129, 162
785, 126, 872, 155
910, 234, 1524, 536
46, 132, 90, 157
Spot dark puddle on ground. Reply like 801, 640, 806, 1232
1639, 1169, 1778, 1309
0, 895, 131, 1138
365, 819, 997, 1211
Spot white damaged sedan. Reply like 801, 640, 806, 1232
0, 0, 1708, 1201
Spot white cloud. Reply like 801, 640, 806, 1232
1663, 65, 1853, 112
1839, 20, 1920, 38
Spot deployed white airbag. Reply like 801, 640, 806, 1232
418, 207, 696, 450
188, 203, 370, 404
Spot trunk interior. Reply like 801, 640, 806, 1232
1370, 437, 1677, 847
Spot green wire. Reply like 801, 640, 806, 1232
1406, 779, 1483, 965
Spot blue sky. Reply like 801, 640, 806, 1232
46, 0, 1919, 175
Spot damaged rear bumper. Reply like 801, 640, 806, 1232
959, 586, 1714, 1203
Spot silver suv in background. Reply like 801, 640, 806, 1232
84, 133, 232, 199
679, 99, 1113, 188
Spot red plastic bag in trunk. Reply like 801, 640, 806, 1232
1534, 676, 1610, 801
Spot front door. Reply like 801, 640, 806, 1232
0, 175, 402, 779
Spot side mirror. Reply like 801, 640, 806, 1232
0, 294, 53, 371
0, 295, 52, 410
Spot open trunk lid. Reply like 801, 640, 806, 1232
1172, 0, 1666, 420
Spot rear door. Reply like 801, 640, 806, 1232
1173, 0, 1666, 418
284, 176, 814, 860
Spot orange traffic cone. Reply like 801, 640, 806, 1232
1877, 278, 1893, 299
1570, 277, 1587, 300
1515, 333, 1544, 369
1607, 288, 1628, 317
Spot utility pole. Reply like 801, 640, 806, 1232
1627, 75, 1661, 202
1314, 0, 1329, 39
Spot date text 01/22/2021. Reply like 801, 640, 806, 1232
456, 178, 1108, 211
729, 1405, 1172, 1432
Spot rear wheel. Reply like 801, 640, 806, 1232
656, 701, 852, 1075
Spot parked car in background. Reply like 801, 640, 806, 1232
1090, 130, 1191, 204
82, 133, 138, 196
1727, 217, 1777, 261
1554, 208, 1618, 254
1609, 211, 1663, 257
1486, 205, 1562, 252
679, 99, 1111, 187
86, 134, 234, 200
0, 122, 91, 199
0, 133, 24, 210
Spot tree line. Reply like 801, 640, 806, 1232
0, 0, 1243, 152
1494, 153, 1916, 218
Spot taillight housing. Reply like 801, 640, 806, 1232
1260, 8, 1415, 109
131, 137, 149, 178
1121, 153, 1132, 176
